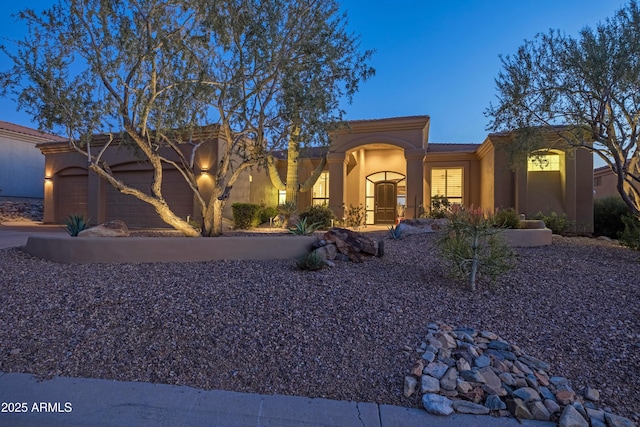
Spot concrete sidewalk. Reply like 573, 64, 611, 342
0, 372, 556, 427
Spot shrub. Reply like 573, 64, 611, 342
388, 225, 404, 240
231, 203, 262, 229
299, 204, 335, 229
530, 210, 572, 234
295, 250, 325, 271
289, 217, 322, 235
277, 201, 298, 228
619, 215, 640, 250
593, 196, 629, 238
428, 195, 451, 219
64, 214, 90, 236
344, 204, 365, 229
258, 205, 279, 224
492, 208, 519, 229
437, 206, 515, 291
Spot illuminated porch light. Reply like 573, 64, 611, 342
200, 167, 209, 175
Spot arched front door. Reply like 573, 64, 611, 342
375, 181, 396, 224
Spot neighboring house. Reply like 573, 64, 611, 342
37, 115, 595, 231
0, 121, 65, 198
593, 165, 638, 200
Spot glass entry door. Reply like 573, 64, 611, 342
374, 181, 396, 224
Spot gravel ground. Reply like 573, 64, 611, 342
0, 233, 639, 419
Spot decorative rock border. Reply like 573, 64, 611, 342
403, 323, 636, 427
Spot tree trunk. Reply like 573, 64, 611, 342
622, 155, 640, 217
155, 203, 200, 237
285, 128, 300, 205
202, 198, 225, 237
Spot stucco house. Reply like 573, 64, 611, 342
0, 121, 65, 199
37, 115, 595, 231
593, 165, 640, 203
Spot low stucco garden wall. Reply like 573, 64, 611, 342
499, 228, 553, 247
25, 235, 316, 264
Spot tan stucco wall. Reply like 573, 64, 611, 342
526, 171, 564, 214
25, 234, 315, 263
574, 148, 594, 231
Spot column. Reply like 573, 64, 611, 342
405, 149, 426, 219
327, 151, 347, 220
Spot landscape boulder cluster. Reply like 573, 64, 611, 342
310, 227, 383, 264
0, 199, 43, 223
404, 322, 636, 427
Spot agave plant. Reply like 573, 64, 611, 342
64, 214, 90, 236
277, 201, 298, 228
295, 250, 325, 271
388, 225, 404, 240
289, 217, 322, 235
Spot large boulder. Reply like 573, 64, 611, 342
323, 228, 380, 262
78, 220, 130, 237
396, 218, 449, 236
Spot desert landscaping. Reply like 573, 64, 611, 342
0, 219, 638, 423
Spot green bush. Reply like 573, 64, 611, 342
620, 215, 640, 250
492, 208, 519, 229
530, 210, 572, 234
437, 206, 515, 291
64, 214, 90, 236
231, 203, 262, 229
344, 204, 365, 229
299, 204, 335, 229
593, 196, 630, 238
295, 250, 325, 271
258, 205, 279, 224
428, 195, 451, 219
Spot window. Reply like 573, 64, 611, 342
528, 154, 560, 172
278, 190, 286, 206
431, 168, 463, 205
312, 172, 329, 205
594, 176, 602, 187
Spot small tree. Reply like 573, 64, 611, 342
486, 1, 640, 219
438, 206, 515, 291
1, 0, 373, 236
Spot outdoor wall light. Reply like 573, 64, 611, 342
200, 167, 209, 175
44, 176, 52, 183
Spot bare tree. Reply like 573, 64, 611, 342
1, 0, 373, 236
486, 1, 640, 217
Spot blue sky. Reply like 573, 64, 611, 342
0, 0, 628, 145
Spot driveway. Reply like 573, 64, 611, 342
0, 223, 65, 250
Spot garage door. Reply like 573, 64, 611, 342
106, 170, 193, 228
55, 174, 88, 223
